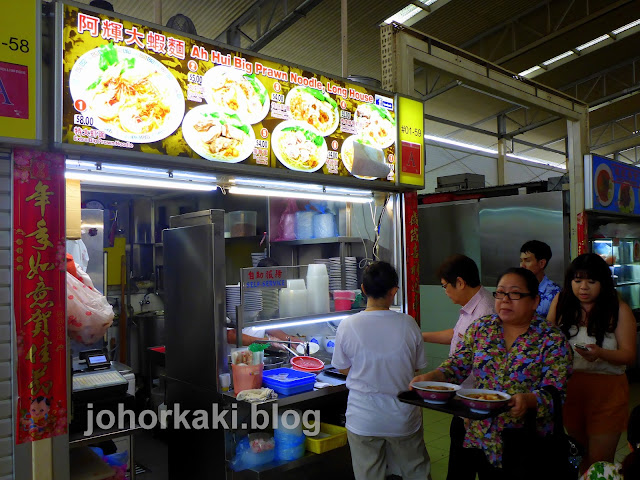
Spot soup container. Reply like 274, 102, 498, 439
412, 381, 460, 404
456, 388, 511, 414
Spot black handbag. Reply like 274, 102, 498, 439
502, 386, 583, 480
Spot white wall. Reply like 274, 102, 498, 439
420, 145, 565, 194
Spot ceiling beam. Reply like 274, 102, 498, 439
216, 0, 324, 52
592, 135, 640, 156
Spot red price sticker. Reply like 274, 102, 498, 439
74, 99, 86, 112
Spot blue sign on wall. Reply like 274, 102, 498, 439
588, 155, 640, 215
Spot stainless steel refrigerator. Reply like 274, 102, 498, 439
163, 209, 228, 479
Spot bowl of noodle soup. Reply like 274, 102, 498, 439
272, 120, 327, 172
457, 389, 511, 414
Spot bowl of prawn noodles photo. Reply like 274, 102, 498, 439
412, 381, 461, 404
285, 86, 339, 136
456, 389, 511, 414
272, 120, 328, 172
69, 44, 184, 143
182, 105, 255, 163
354, 104, 396, 149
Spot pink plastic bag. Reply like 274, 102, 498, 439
66, 272, 114, 345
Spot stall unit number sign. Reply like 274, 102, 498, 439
0, 0, 38, 140
59, 3, 416, 185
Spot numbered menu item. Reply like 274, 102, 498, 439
272, 120, 327, 172
182, 106, 255, 162
341, 135, 387, 180
69, 44, 184, 142
285, 86, 339, 136
202, 66, 270, 124
354, 104, 396, 149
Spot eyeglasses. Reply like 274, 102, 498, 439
441, 282, 451, 289
492, 291, 533, 300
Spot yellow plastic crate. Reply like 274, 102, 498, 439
305, 423, 348, 454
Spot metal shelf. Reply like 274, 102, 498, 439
271, 237, 372, 246
227, 444, 351, 479
241, 309, 364, 329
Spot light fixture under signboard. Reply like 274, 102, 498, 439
228, 186, 373, 203
65, 171, 218, 192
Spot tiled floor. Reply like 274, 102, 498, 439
423, 380, 640, 480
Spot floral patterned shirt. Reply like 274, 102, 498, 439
536, 275, 561, 318
437, 314, 573, 467
582, 462, 623, 480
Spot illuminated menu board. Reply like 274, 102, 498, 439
59, 3, 411, 184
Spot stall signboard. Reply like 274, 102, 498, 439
242, 267, 289, 290
58, 3, 415, 185
0, 0, 39, 142
397, 96, 424, 188
13, 149, 67, 444
585, 154, 640, 216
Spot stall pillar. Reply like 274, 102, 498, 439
567, 116, 589, 258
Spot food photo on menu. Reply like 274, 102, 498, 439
271, 120, 328, 172
285, 86, 339, 137
69, 43, 185, 143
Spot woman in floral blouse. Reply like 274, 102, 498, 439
412, 267, 573, 479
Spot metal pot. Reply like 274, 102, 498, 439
263, 353, 287, 370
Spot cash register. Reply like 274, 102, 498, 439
70, 350, 133, 433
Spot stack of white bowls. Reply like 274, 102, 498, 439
226, 285, 262, 321
251, 252, 266, 267
306, 263, 330, 314
279, 279, 307, 318
319, 257, 359, 291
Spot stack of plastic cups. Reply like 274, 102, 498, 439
306, 264, 330, 315
295, 212, 315, 239
274, 410, 306, 461
279, 280, 308, 318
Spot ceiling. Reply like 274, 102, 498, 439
76, 0, 640, 166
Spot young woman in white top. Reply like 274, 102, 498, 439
547, 253, 637, 474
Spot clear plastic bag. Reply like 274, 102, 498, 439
66, 272, 114, 345
230, 435, 275, 471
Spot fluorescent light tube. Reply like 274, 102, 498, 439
65, 171, 217, 191
542, 51, 573, 66
172, 171, 217, 182
518, 66, 542, 76
233, 177, 324, 191
229, 186, 373, 203
576, 35, 609, 51
424, 134, 498, 155
506, 153, 566, 170
612, 19, 640, 34
252, 315, 350, 330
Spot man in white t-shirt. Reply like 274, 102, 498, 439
332, 261, 431, 480
422, 254, 494, 480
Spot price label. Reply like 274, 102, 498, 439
271, 92, 284, 103
74, 114, 94, 127
187, 72, 202, 85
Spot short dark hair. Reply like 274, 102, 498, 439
362, 261, 398, 299
257, 257, 278, 267
497, 267, 539, 297
89, 0, 115, 11
520, 240, 552, 267
436, 254, 480, 287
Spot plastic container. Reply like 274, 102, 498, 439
323, 336, 336, 353
227, 211, 257, 237
295, 211, 315, 239
290, 356, 324, 373
306, 274, 330, 314
313, 213, 336, 238
262, 367, 316, 396
309, 335, 325, 350
333, 290, 356, 312
305, 423, 348, 454
274, 430, 306, 461
232, 363, 264, 393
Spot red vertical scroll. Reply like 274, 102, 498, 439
13, 149, 67, 444
404, 191, 420, 324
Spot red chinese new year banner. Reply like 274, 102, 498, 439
404, 191, 420, 324
13, 148, 67, 444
